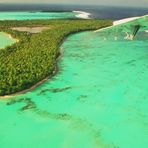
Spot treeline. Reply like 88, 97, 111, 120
0, 19, 112, 96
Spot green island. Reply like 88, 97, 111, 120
0, 19, 112, 96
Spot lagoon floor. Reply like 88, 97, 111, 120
0, 16, 148, 148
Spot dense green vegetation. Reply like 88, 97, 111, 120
0, 19, 112, 96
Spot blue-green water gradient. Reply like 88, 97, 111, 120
0, 16, 148, 148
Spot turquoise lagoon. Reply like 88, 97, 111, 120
0, 16, 148, 148
0, 11, 77, 49
0, 11, 77, 20
0, 32, 16, 49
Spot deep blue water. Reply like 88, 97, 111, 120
0, 4, 147, 20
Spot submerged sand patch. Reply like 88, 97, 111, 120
11, 26, 51, 33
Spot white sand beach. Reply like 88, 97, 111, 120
73, 11, 91, 19
113, 14, 148, 25
95, 14, 148, 32
113, 16, 140, 25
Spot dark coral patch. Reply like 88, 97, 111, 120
6, 98, 36, 111
39, 86, 72, 94
35, 110, 72, 121
77, 95, 88, 102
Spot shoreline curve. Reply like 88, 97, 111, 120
0, 28, 106, 99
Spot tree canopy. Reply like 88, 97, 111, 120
0, 19, 112, 96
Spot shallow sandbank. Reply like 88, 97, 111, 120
11, 26, 51, 33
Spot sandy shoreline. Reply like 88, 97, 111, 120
1, 32, 19, 43
0, 66, 58, 99
95, 14, 148, 32
0, 27, 104, 99
0, 14, 147, 99
113, 14, 148, 25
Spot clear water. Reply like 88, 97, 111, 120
0, 17, 148, 148
0, 11, 76, 20
0, 32, 16, 49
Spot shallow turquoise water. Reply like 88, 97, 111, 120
0, 32, 16, 49
0, 11, 76, 20
0, 17, 148, 148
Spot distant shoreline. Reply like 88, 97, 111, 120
1, 15, 146, 99
95, 14, 148, 32
0, 11, 91, 21
73, 11, 91, 19
1, 14, 146, 99
0, 29, 93, 99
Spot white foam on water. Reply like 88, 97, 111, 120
73, 11, 91, 19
